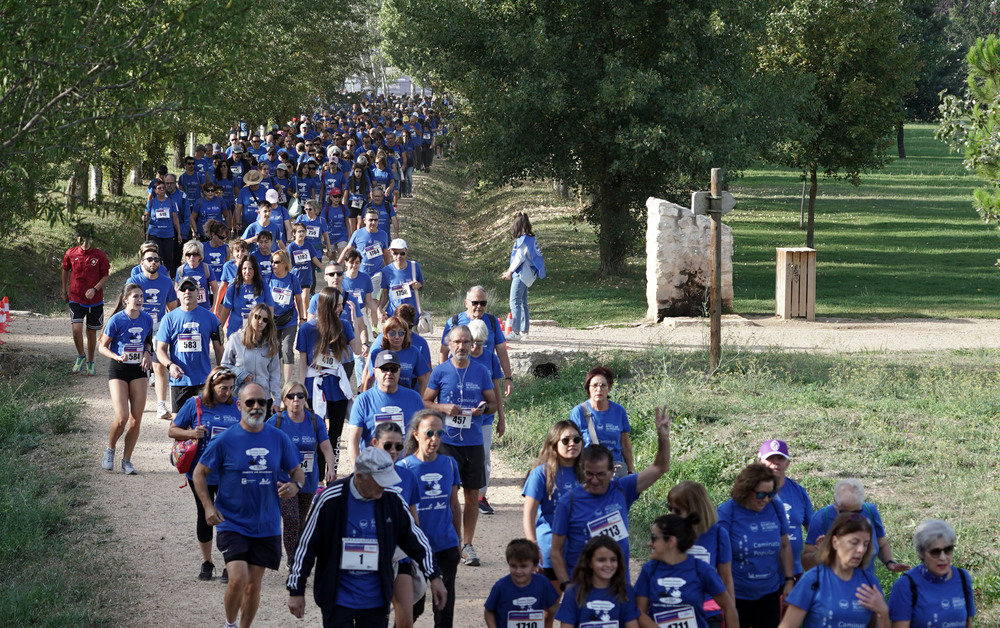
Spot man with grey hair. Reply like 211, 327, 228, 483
439, 285, 513, 397
802, 478, 909, 578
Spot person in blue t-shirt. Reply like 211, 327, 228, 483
192, 183, 226, 239
235, 169, 267, 232
438, 286, 514, 396
717, 463, 794, 628
555, 536, 641, 628
887, 518, 976, 628
295, 199, 331, 257
155, 277, 222, 413
193, 382, 304, 628
521, 420, 583, 585
398, 410, 461, 628
202, 219, 229, 279
266, 380, 334, 566
667, 481, 735, 628
340, 209, 391, 294
167, 366, 241, 581
757, 439, 814, 577
219, 256, 275, 338
467, 318, 505, 515
569, 366, 633, 476
143, 181, 182, 275
484, 539, 560, 628
242, 201, 286, 250
377, 238, 422, 321
179, 158, 206, 213
779, 512, 889, 628
362, 316, 430, 392
635, 513, 738, 628
550, 406, 672, 590
175, 240, 218, 310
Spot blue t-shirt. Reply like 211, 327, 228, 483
218, 260, 239, 285
555, 584, 641, 626
552, 474, 641, 577
178, 171, 205, 208
321, 203, 350, 243
348, 386, 426, 450
806, 503, 886, 581
440, 312, 506, 358
268, 272, 302, 328
175, 263, 216, 309
265, 411, 329, 494
171, 395, 241, 482
130, 271, 177, 328
193, 197, 225, 237
332, 489, 380, 608
236, 185, 266, 224
216, 177, 235, 209
367, 342, 429, 390
522, 463, 579, 568
635, 556, 726, 628
688, 523, 734, 618
786, 564, 881, 628
222, 282, 275, 337
243, 220, 286, 247
343, 271, 374, 313
469, 350, 502, 425
294, 175, 321, 202
295, 215, 328, 252
427, 360, 494, 447
251, 249, 274, 281
380, 261, 423, 316
717, 498, 790, 601
199, 423, 301, 537
888, 565, 975, 626
102, 310, 154, 359
146, 196, 177, 238
203, 241, 228, 279
287, 241, 319, 287
398, 453, 461, 554
388, 463, 421, 508
347, 228, 390, 277
569, 401, 631, 464
484, 573, 560, 625
370, 167, 395, 193
155, 306, 220, 386
366, 201, 396, 235
777, 477, 814, 576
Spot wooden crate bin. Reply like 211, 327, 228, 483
775, 247, 816, 320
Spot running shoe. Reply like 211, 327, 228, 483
220, 568, 229, 584
461, 543, 481, 566
478, 496, 495, 515
72, 356, 86, 373
101, 447, 114, 471
85, 361, 96, 376
506, 333, 521, 341
198, 561, 215, 580
121, 459, 137, 475
157, 401, 171, 421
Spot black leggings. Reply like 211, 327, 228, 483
412, 546, 459, 628
736, 588, 781, 628
189, 482, 218, 544
315, 398, 348, 481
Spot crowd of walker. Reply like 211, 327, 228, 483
58, 96, 975, 628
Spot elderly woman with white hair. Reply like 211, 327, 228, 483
888, 519, 975, 627
803, 479, 909, 580
467, 318, 505, 515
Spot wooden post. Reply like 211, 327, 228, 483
709, 168, 723, 373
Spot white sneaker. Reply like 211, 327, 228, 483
461, 543, 480, 566
121, 459, 138, 475
157, 401, 171, 420
101, 447, 114, 471
506, 333, 521, 341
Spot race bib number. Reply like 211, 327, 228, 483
198, 287, 207, 303
317, 351, 338, 370
422, 133, 431, 140
350, 196, 363, 209
580, 622, 617, 628
177, 333, 202, 353
302, 450, 315, 473
153, 206, 170, 220
507, 610, 544, 628
390, 283, 412, 300
122, 343, 143, 364
293, 250, 310, 265
271, 286, 292, 305
306, 226, 320, 239
340, 538, 378, 571
211, 425, 228, 439
374, 412, 405, 430
363, 243, 382, 260
653, 606, 696, 628
445, 408, 472, 430
586, 510, 628, 542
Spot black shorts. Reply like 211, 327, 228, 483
69, 302, 104, 330
171, 384, 201, 413
108, 361, 147, 382
217, 531, 282, 569
348, 203, 364, 218
438, 442, 485, 490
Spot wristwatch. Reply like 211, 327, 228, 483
295, 481, 303, 490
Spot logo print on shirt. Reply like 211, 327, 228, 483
246, 447, 270, 470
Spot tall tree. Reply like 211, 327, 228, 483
761, 0, 920, 247
381, 0, 804, 272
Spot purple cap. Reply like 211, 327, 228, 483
758, 439, 790, 460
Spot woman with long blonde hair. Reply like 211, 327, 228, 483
221, 303, 280, 412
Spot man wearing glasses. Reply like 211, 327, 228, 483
439, 286, 514, 396
131, 242, 179, 419
550, 407, 672, 588
345, 351, 426, 467
179, 156, 206, 217
194, 381, 305, 628
156, 276, 223, 413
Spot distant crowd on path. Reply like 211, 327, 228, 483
57, 94, 974, 628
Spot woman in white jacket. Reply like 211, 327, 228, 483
221, 303, 281, 413
501, 211, 546, 341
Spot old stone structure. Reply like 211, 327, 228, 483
646, 197, 733, 321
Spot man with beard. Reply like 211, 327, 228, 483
194, 381, 305, 628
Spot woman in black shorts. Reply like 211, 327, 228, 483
98, 283, 155, 474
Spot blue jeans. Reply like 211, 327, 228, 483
509, 276, 529, 334
404, 166, 414, 195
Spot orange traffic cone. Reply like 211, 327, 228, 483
0, 296, 9, 343
504, 312, 513, 334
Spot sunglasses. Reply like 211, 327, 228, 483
755, 490, 778, 500
326, 271, 344, 277
285, 392, 306, 400
386, 330, 405, 338
650, 534, 670, 542
391, 250, 406, 255
143, 257, 161, 263
379, 365, 400, 373
424, 429, 444, 438
470, 300, 487, 306
243, 398, 267, 408
927, 545, 955, 558
560, 436, 582, 445
253, 313, 270, 322
184, 252, 200, 257
178, 285, 199, 292
382, 442, 405, 452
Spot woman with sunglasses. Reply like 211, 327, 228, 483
667, 481, 735, 628
202, 219, 229, 281
361, 315, 429, 393
221, 303, 280, 409
779, 513, 889, 628
175, 239, 218, 310
168, 366, 241, 581
218, 255, 275, 339
266, 380, 335, 565
717, 463, 794, 628
888, 519, 975, 627
399, 410, 461, 628
267, 249, 304, 386
521, 420, 583, 588
636, 513, 739, 628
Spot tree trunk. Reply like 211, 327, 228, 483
593, 187, 631, 273
108, 152, 125, 196
65, 160, 88, 211
89, 164, 102, 201
897, 123, 906, 159
806, 165, 817, 248
172, 133, 186, 169
553, 180, 569, 200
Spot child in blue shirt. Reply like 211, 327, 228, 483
485, 539, 560, 628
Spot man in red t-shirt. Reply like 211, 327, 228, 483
61, 229, 110, 375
